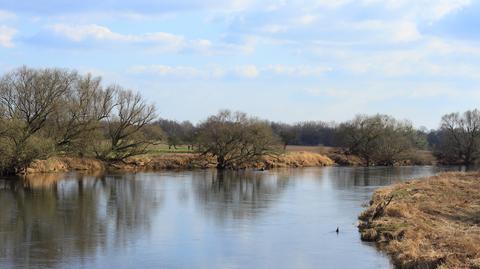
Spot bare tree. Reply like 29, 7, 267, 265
0, 66, 76, 173
94, 88, 157, 162
437, 109, 480, 165
337, 115, 384, 166
50, 74, 115, 153
155, 119, 195, 149
372, 118, 415, 165
270, 122, 296, 150
337, 114, 415, 166
196, 110, 281, 169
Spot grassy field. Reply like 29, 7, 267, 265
146, 144, 196, 154
359, 172, 480, 269
285, 145, 334, 154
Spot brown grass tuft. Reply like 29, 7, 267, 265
26, 151, 334, 174
359, 172, 480, 269
26, 156, 105, 173
262, 151, 334, 168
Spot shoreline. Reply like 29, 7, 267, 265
358, 172, 480, 269
22, 147, 438, 175
25, 151, 336, 174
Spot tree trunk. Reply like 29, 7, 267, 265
216, 156, 226, 169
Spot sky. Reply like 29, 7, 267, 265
0, 0, 479, 128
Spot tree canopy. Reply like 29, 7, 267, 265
196, 110, 282, 169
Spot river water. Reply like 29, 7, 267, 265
0, 166, 461, 269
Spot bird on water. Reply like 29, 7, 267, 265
336, 227, 339, 233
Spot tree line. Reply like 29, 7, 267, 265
157, 112, 480, 168
1, 66, 479, 174
0, 67, 161, 174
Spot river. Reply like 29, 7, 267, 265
0, 166, 461, 269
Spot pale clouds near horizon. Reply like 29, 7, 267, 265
0, 0, 479, 128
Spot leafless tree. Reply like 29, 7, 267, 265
372, 118, 416, 165
337, 114, 415, 166
0, 67, 159, 174
50, 74, 115, 153
0, 66, 76, 173
438, 109, 480, 165
196, 110, 281, 169
94, 87, 157, 161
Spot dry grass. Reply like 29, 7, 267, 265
124, 151, 334, 170
359, 172, 480, 269
397, 150, 437, 166
286, 145, 364, 166
121, 153, 216, 170
26, 151, 334, 173
26, 156, 105, 173
262, 151, 334, 168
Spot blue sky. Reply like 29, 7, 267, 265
0, 0, 479, 128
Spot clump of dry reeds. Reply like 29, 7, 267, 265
262, 151, 335, 168
27, 156, 105, 173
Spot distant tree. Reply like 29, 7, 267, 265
426, 130, 441, 149
270, 121, 337, 147
337, 114, 415, 166
156, 119, 195, 149
371, 118, 416, 165
436, 109, 480, 165
141, 123, 166, 142
292, 121, 336, 146
196, 110, 282, 169
413, 126, 429, 150
270, 122, 296, 150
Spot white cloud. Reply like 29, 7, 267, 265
234, 65, 259, 78
362, 0, 471, 21
353, 20, 421, 43
128, 64, 334, 79
427, 0, 471, 20
0, 26, 16, 48
47, 23, 257, 54
313, 0, 351, 9
297, 14, 317, 25
51, 24, 123, 42
265, 64, 332, 76
0, 10, 15, 21
129, 65, 202, 78
391, 21, 421, 43
260, 24, 288, 34
128, 64, 231, 79
50, 23, 184, 45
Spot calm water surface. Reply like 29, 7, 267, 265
0, 166, 461, 269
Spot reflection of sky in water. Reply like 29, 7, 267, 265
0, 166, 461, 269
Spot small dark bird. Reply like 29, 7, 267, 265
336, 227, 339, 233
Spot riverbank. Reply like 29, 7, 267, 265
286, 145, 436, 166
358, 172, 480, 269
25, 151, 335, 174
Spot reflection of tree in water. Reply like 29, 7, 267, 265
326, 167, 399, 188
192, 170, 291, 222
0, 172, 163, 268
